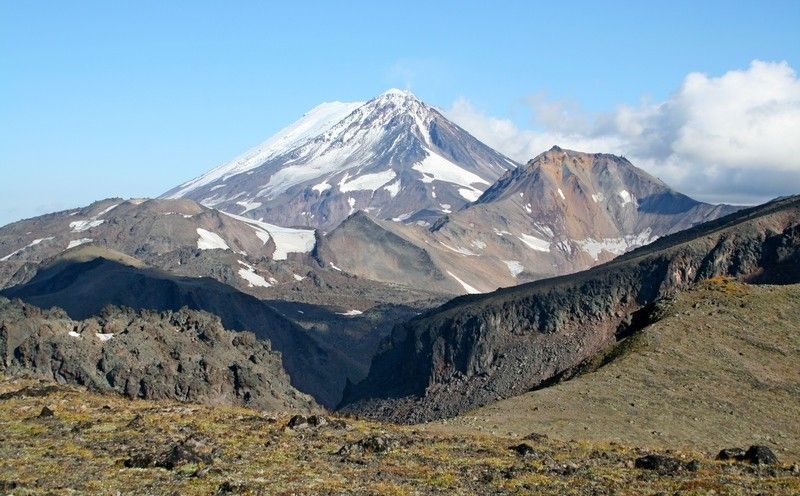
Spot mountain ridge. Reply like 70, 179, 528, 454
318, 147, 742, 293
339, 195, 800, 421
161, 89, 519, 230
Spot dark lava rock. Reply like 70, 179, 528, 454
217, 481, 248, 494
337, 435, 398, 456
0, 480, 20, 492
635, 454, 692, 475
0, 481, 19, 491
286, 415, 308, 429
550, 461, 580, 476
124, 434, 215, 470
124, 453, 157, 469
38, 406, 54, 418
717, 447, 747, 461
158, 436, 215, 470
509, 443, 537, 457
328, 419, 348, 430
307, 414, 328, 427
523, 432, 548, 443
70, 420, 94, 433
716, 445, 778, 465
0, 299, 316, 412
500, 466, 522, 480
0, 385, 60, 400
744, 445, 778, 465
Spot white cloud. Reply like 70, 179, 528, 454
446, 60, 800, 205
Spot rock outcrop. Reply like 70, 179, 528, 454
0, 298, 316, 411
1, 249, 352, 407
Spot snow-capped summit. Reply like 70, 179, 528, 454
162, 89, 519, 230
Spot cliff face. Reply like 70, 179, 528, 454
0, 298, 316, 412
340, 196, 800, 422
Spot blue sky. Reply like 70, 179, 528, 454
1, 1, 799, 225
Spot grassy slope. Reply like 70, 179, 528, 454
0, 376, 797, 495
432, 281, 800, 462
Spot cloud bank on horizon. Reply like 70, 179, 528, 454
446, 60, 800, 205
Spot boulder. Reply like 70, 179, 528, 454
744, 445, 777, 465
509, 443, 537, 457
716, 447, 746, 461
337, 435, 398, 456
635, 454, 695, 475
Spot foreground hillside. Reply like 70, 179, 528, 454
0, 375, 797, 495
432, 281, 800, 460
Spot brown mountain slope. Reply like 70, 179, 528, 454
339, 195, 800, 421
430, 280, 800, 461
0, 197, 445, 315
319, 147, 740, 294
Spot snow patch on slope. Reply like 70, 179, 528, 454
236, 200, 262, 214
221, 212, 315, 260
1, 237, 54, 261
96, 203, 119, 217
517, 233, 551, 252
312, 179, 332, 193
447, 270, 481, 294
459, 188, 483, 202
67, 238, 93, 249
337, 309, 363, 316
69, 220, 104, 232
196, 228, 230, 250
237, 260, 271, 288
439, 242, 478, 256
411, 150, 489, 194
383, 180, 401, 197
578, 229, 656, 261
339, 170, 397, 192
503, 260, 525, 277
618, 190, 635, 206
